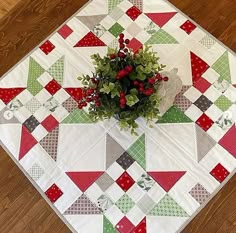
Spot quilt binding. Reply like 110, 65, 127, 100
0, 0, 235, 232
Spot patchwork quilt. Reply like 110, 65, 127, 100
0, 0, 236, 232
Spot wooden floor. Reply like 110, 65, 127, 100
0, 0, 235, 232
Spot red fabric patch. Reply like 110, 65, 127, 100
148, 171, 186, 192
116, 217, 135, 233
196, 113, 214, 131
0, 88, 25, 104
126, 6, 142, 21
193, 77, 211, 93
19, 126, 37, 160
41, 115, 59, 132
74, 32, 106, 47
145, 12, 177, 27
191, 52, 210, 84
210, 163, 230, 183
66, 172, 104, 192
58, 24, 73, 39
180, 20, 197, 34
219, 126, 236, 158
40, 40, 55, 55
133, 218, 146, 233
45, 79, 61, 95
127, 38, 143, 54
65, 88, 83, 102
116, 172, 135, 192
45, 184, 63, 203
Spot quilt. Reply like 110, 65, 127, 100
0, 0, 236, 232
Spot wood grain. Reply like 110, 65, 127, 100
0, 0, 236, 232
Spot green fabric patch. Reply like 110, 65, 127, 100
149, 194, 189, 217
127, 134, 145, 170
145, 29, 179, 44
115, 194, 135, 214
109, 23, 124, 38
157, 106, 192, 123
62, 109, 94, 123
48, 56, 64, 85
108, 0, 123, 13
103, 216, 118, 233
27, 57, 45, 96
214, 95, 232, 111
212, 51, 231, 82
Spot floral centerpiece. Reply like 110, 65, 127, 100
78, 33, 182, 134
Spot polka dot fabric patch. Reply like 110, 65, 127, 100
39, 40, 55, 55
45, 79, 62, 95
116, 171, 135, 192
210, 163, 230, 183
74, 32, 106, 47
196, 113, 214, 131
126, 6, 142, 21
45, 184, 63, 203
180, 20, 197, 34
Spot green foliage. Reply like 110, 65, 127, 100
79, 44, 166, 134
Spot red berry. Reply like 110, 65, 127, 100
139, 82, 144, 87
133, 80, 139, 86
120, 98, 126, 105
86, 97, 92, 102
119, 38, 124, 44
95, 101, 101, 107
156, 73, 162, 80
117, 69, 128, 78
119, 33, 124, 38
125, 39, 130, 44
78, 104, 83, 109
83, 102, 87, 107
118, 52, 126, 58
148, 78, 156, 85
125, 65, 133, 73
120, 43, 125, 49
139, 87, 144, 92
120, 104, 125, 109
124, 48, 128, 53
144, 88, 154, 96
93, 95, 99, 101
163, 76, 169, 82
110, 54, 116, 59
87, 88, 94, 96
120, 91, 125, 97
